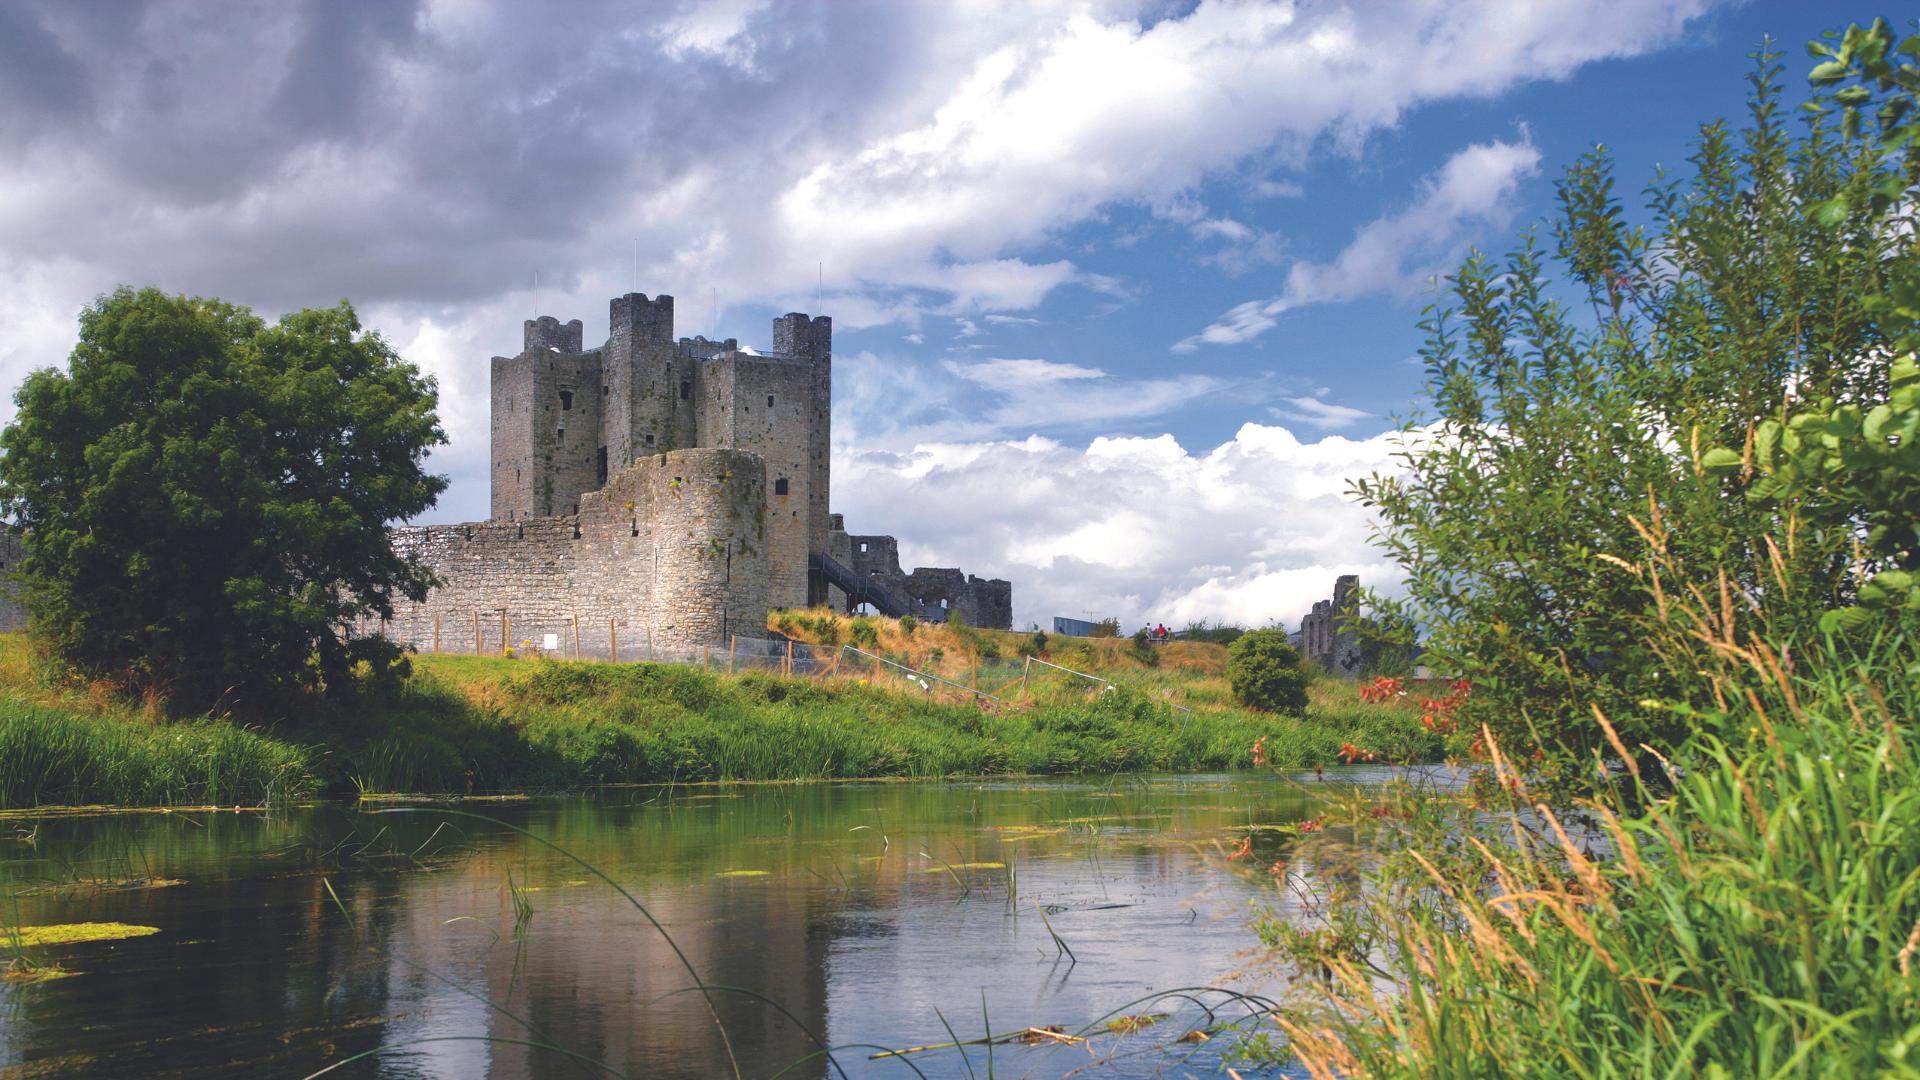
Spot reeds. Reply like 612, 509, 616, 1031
1261, 625, 1920, 1076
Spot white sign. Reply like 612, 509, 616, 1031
542, 633, 561, 651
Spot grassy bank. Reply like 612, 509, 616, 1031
0, 629, 1435, 810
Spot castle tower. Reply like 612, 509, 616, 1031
603, 292, 686, 472
773, 312, 832, 603
491, 315, 603, 520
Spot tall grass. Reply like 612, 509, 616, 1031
1258, 626, 1920, 1076
0, 698, 314, 807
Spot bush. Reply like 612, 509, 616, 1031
1352, 39, 1920, 762
848, 617, 879, 649
1089, 617, 1121, 638
1226, 629, 1308, 714
1128, 627, 1160, 667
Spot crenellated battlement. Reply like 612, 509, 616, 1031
771, 312, 832, 360
523, 315, 584, 354
610, 292, 675, 345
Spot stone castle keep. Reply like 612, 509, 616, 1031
371, 292, 1012, 655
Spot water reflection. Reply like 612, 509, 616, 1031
0, 770, 1403, 1077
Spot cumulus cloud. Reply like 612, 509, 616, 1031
833, 424, 1415, 630
0, 0, 1711, 525
1177, 138, 1542, 350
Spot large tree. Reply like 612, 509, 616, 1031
0, 287, 447, 711
1355, 37, 1919, 764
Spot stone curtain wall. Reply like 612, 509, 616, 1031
374, 448, 769, 654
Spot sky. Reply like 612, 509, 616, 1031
0, 0, 1858, 631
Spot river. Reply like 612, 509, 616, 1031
0, 769, 1408, 1078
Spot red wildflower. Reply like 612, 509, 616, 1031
1228, 835, 1253, 861
1338, 742, 1376, 764
1359, 676, 1405, 704
1298, 818, 1323, 834
1250, 735, 1269, 768
1268, 860, 1288, 877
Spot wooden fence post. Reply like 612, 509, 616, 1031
785, 638, 793, 676
502, 613, 510, 656
433, 613, 441, 655
572, 612, 580, 660
473, 609, 481, 655
610, 619, 618, 664
728, 635, 736, 675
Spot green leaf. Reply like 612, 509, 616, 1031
1700, 447, 1744, 474
1754, 419, 1780, 465
1808, 59, 1850, 84
1818, 606, 1872, 634
1811, 196, 1849, 227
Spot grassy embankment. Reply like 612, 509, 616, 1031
0, 613, 1435, 809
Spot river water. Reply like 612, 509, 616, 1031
0, 770, 1400, 1078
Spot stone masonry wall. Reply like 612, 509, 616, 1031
376, 448, 768, 654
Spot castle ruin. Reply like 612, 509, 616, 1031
1293, 574, 1364, 676
371, 292, 1012, 656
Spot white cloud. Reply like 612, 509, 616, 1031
656, 0, 773, 69
1250, 178, 1306, 199
837, 348, 1238, 450
1273, 393, 1372, 430
1178, 138, 1542, 350
833, 422, 1416, 630
943, 357, 1107, 392
903, 332, 924, 345
0, 0, 1714, 526
1191, 217, 1255, 242
984, 313, 1042, 326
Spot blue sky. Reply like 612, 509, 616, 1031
0, 1, 1865, 629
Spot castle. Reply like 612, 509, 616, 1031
370, 292, 1012, 657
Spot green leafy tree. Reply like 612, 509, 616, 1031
0, 288, 448, 711
1704, 20, 1920, 638
1226, 629, 1308, 714
1355, 37, 1919, 761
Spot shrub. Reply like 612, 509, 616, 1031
1089, 617, 1121, 638
1352, 39, 1920, 762
1128, 628, 1160, 667
848, 617, 879, 649
1226, 629, 1308, 714
898, 614, 918, 635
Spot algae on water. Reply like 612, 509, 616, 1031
11, 922, 161, 947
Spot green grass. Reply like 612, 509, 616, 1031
0, 633, 1438, 809
0, 698, 313, 808
1252, 628, 1920, 1076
